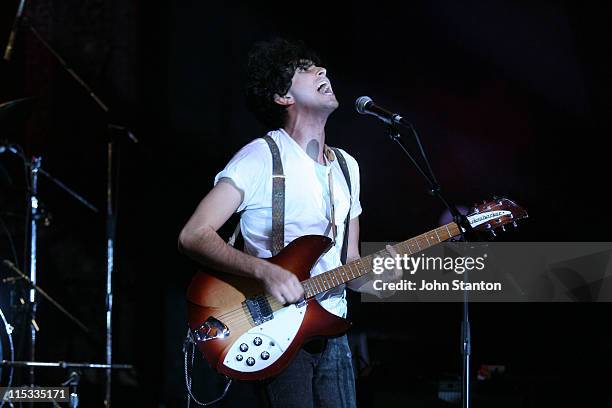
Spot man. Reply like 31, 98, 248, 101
179, 38, 395, 408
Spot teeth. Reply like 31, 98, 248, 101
317, 81, 332, 94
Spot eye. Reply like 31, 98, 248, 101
296, 60, 315, 72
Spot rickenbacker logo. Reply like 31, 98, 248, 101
467, 210, 511, 227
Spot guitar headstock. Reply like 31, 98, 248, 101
466, 197, 528, 236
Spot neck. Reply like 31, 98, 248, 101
282, 113, 328, 164
300, 222, 463, 299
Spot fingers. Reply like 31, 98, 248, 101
268, 283, 287, 304
269, 289, 285, 305
385, 245, 403, 281
386, 244, 398, 257
282, 274, 304, 304
265, 267, 304, 305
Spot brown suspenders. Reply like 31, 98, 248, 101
261, 135, 353, 264
262, 135, 286, 256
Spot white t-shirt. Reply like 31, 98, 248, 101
214, 128, 362, 317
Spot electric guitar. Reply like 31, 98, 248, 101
186, 197, 527, 380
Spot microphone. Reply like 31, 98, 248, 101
3, 0, 28, 61
355, 96, 411, 128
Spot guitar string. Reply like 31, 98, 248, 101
209, 224, 461, 324
211, 255, 379, 323
195, 218, 522, 335
211, 248, 465, 332
215, 249, 457, 327
209, 222, 462, 326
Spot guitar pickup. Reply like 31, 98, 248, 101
244, 296, 274, 326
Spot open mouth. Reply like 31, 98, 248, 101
316, 81, 333, 95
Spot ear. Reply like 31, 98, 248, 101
273, 93, 294, 107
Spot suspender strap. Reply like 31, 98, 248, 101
329, 147, 352, 265
261, 136, 352, 262
262, 135, 285, 256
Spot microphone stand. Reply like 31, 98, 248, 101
2, 0, 27, 61
0, 361, 134, 408
384, 122, 475, 408
2, 260, 93, 337
10, 17, 138, 407
1, 145, 98, 396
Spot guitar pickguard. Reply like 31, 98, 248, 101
222, 302, 307, 373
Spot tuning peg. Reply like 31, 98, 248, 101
500, 225, 506, 232
490, 230, 497, 237
512, 221, 518, 228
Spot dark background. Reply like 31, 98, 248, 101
1, 0, 611, 406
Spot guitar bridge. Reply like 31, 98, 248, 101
191, 316, 230, 343
244, 295, 274, 326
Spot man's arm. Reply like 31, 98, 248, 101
178, 178, 304, 304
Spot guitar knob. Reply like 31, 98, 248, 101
253, 337, 262, 346
246, 357, 256, 366
236, 355, 243, 361
240, 343, 249, 352
260, 351, 270, 360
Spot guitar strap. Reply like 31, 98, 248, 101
262, 135, 286, 256
229, 135, 352, 265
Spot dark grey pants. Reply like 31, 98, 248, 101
260, 335, 357, 408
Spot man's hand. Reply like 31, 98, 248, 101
348, 244, 404, 298
365, 245, 403, 298
381, 244, 403, 284
258, 263, 304, 305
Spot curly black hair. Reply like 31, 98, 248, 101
245, 38, 321, 130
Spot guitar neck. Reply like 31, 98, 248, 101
302, 222, 462, 298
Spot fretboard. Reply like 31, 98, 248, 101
301, 222, 462, 298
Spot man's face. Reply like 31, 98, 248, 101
283, 62, 339, 113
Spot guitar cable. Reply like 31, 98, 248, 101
183, 328, 233, 407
